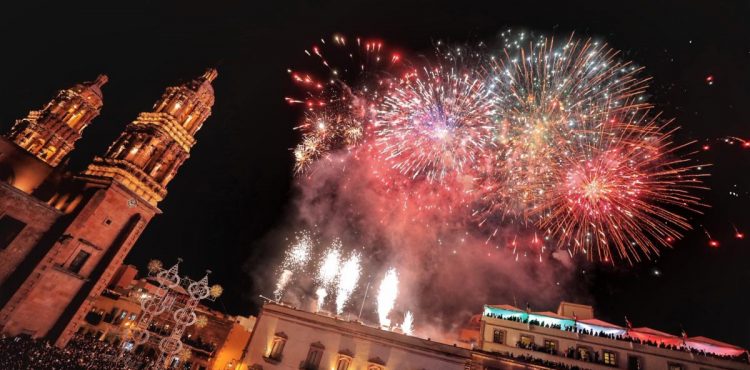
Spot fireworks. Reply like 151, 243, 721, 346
286, 32, 708, 264
274, 232, 314, 300
478, 32, 651, 220
314, 241, 342, 309
375, 64, 497, 182
289, 34, 401, 174
282, 232, 313, 270
335, 251, 362, 314
293, 102, 367, 173
733, 225, 745, 239
402, 311, 414, 335
535, 117, 707, 262
376, 267, 399, 327
273, 269, 293, 301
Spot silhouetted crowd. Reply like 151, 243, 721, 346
146, 322, 217, 353
0, 333, 154, 369
485, 312, 749, 364
487, 349, 583, 370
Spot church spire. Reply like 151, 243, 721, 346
82, 69, 217, 206
5, 75, 108, 167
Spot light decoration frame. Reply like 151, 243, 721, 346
120, 259, 218, 369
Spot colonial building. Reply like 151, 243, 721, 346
242, 302, 749, 370
0, 69, 218, 347
78, 265, 255, 370
242, 303, 473, 370
477, 302, 749, 370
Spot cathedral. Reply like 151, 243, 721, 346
0, 68, 218, 347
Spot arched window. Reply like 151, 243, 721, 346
367, 357, 386, 370
335, 355, 352, 370
266, 333, 287, 362
302, 342, 324, 370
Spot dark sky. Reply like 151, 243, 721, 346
1, 0, 748, 347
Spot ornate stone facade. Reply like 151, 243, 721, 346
0, 69, 217, 347
7, 75, 108, 167
83, 69, 217, 206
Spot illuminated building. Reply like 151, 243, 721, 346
241, 302, 748, 370
6, 75, 108, 169
477, 302, 749, 370
78, 267, 255, 370
0, 69, 217, 347
242, 303, 473, 370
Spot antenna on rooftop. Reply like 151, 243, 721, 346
259, 295, 275, 303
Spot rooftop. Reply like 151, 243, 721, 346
483, 302, 748, 361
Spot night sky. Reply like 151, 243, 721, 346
1, 1, 748, 347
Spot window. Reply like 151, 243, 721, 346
84, 309, 103, 325
543, 339, 558, 352
267, 335, 286, 361
367, 357, 385, 370
627, 355, 642, 370
303, 343, 324, 370
492, 329, 505, 344
336, 356, 351, 370
0, 215, 26, 250
576, 346, 591, 361
603, 350, 618, 366
68, 250, 91, 274
520, 334, 534, 347
668, 364, 683, 370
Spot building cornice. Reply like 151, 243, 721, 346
482, 316, 747, 369
262, 303, 470, 364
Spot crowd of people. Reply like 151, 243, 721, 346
485, 312, 749, 364
147, 322, 217, 353
487, 349, 585, 370
0, 333, 154, 369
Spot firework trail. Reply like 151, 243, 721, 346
288, 34, 402, 173
314, 241, 342, 309
732, 224, 744, 239
476, 32, 707, 262
536, 115, 708, 262
402, 310, 415, 335
286, 33, 708, 265
377, 268, 399, 327
274, 232, 313, 300
375, 63, 497, 182
477, 32, 651, 222
273, 270, 293, 302
335, 251, 362, 315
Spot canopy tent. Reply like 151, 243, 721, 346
685, 336, 747, 357
576, 318, 627, 336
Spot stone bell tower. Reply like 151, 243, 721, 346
7, 75, 108, 167
0, 69, 217, 347
83, 68, 217, 206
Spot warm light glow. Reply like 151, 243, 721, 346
377, 268, 399, 327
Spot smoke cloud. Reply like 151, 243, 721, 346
258, 150, 588, 340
